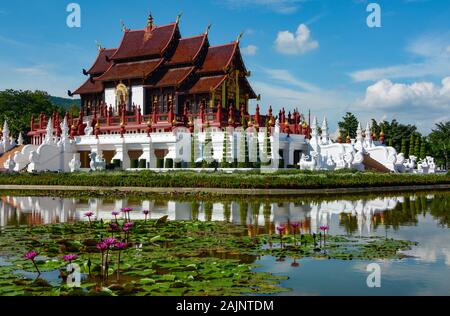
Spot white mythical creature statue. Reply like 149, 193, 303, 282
299, 152, 319, 171
69, 154, 81, 173
417, 158, 430, 174
4, 156, 16, 172
325, 156, 336, 170
89, 152, 106, 171
403, 155, 417, 172
426, 156, 436, 174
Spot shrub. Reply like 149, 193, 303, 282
165, 159, 174, 169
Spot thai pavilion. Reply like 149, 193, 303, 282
70, 14, 257, 125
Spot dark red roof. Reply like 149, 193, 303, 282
167, 34, 207, 65
189, 75, 227, 94
97, 59, 164, 82
198, 43, 237, 74
87, 48, 116, 75
111, 23, 178, 60
73, 78, 103, 95
153, 67, 195, 88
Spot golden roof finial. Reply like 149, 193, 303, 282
147, 12, 155, 29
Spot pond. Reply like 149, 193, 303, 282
0, 191, 449, 296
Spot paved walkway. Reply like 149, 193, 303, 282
0, 184, 449, 195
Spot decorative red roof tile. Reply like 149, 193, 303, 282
153, 67, 195, 88
111, 23, 178, 60
73, 78, 103, 95
96, 59, 164, 82
167, 34, 207, 65
189, 75, 228, 94
87, 48, 116, 75
198, 43, 237, 74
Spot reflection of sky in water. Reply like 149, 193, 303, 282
1, 193, 449, 295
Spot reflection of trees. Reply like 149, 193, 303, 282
339, 213, 359, 234
223, 202, 231, 223
191, 201, 199, 221
429, 194, 450, 227
239, 202, 248, 227
263, 203, 271, 234
372, 197, 420, 230
204, 202, 213, 222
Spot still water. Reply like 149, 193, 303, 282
0, 192, 449, 296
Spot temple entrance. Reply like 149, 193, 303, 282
102, 151, 116, 165
154, 149, 169, 168
294, 150, 303, 165
128, 150, 144, 169
78, 151, 90, 169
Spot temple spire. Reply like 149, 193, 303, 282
205, 24, 212, 35
176, 12, 183, 24
236, 32, 244, 44
147, 13, 154, 28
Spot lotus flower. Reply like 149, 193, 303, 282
84, 211, 94, 224
112, 211, 120, 216
103, 238, 117, 247
276, 225, 286, 234
115, 242, 127, 250
123, 222, 134, 229
96, 242, 108, 252
320, 225, 329, 232
24, 251, 40, 274
121, 208, 132, 213
143, 210, 150, 222
63, 254, 78, 262
24, 251, 38, 261
291, 222, 300, 246
109, 223, 119, 231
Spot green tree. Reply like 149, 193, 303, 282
338, 112, 359, 139
419, 137, 427, 160
414, 137, 420, 159
401, 138, 407, 154
429, 122, 450, 170
378, 119, 419, 153
409, 134, 415, 157
0, 89, 62, 139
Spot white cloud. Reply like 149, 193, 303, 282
358, 77, 450, 110
275, 24, 319, 55
224, 0, 305, 14
350, 34, 450, 82
261, 68, 320, 92
241, 45, 258, 56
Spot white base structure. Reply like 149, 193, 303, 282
0, 116, 440, 174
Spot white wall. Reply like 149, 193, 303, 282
131, 86, 144, 113
104, 88, 116, 112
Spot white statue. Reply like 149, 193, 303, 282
4, 156, 15, 172
69, 154, 81, 172
299, 152, 318, 171
403, 155, 416, 171
17, 133, 24, 146
426, 156, 436, 174
321, 117, 329, 145
89, 152, 106, 171
43, 118, 54, 145
84, 121, 93, 136
417, 158, 430, 174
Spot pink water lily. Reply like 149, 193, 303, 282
24, 251, 38, 261
103, 238, 117, 247
24, 251, 40, 275
320, 225, 329, 231
84, 211, 94, 224
115, 242, 127, 250
63, 254, 78, 262
276, 225, 286, 249
96, 242, 108, 252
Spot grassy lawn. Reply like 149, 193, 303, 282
0, 170, 449, 189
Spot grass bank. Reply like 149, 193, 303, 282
0, 170, 449, 191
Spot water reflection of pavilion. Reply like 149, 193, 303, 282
0, 195, 412, 236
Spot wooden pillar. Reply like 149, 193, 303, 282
235, 70, 240, 110
222, 81, 226, 109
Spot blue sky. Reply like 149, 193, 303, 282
0, 0, 449, 134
